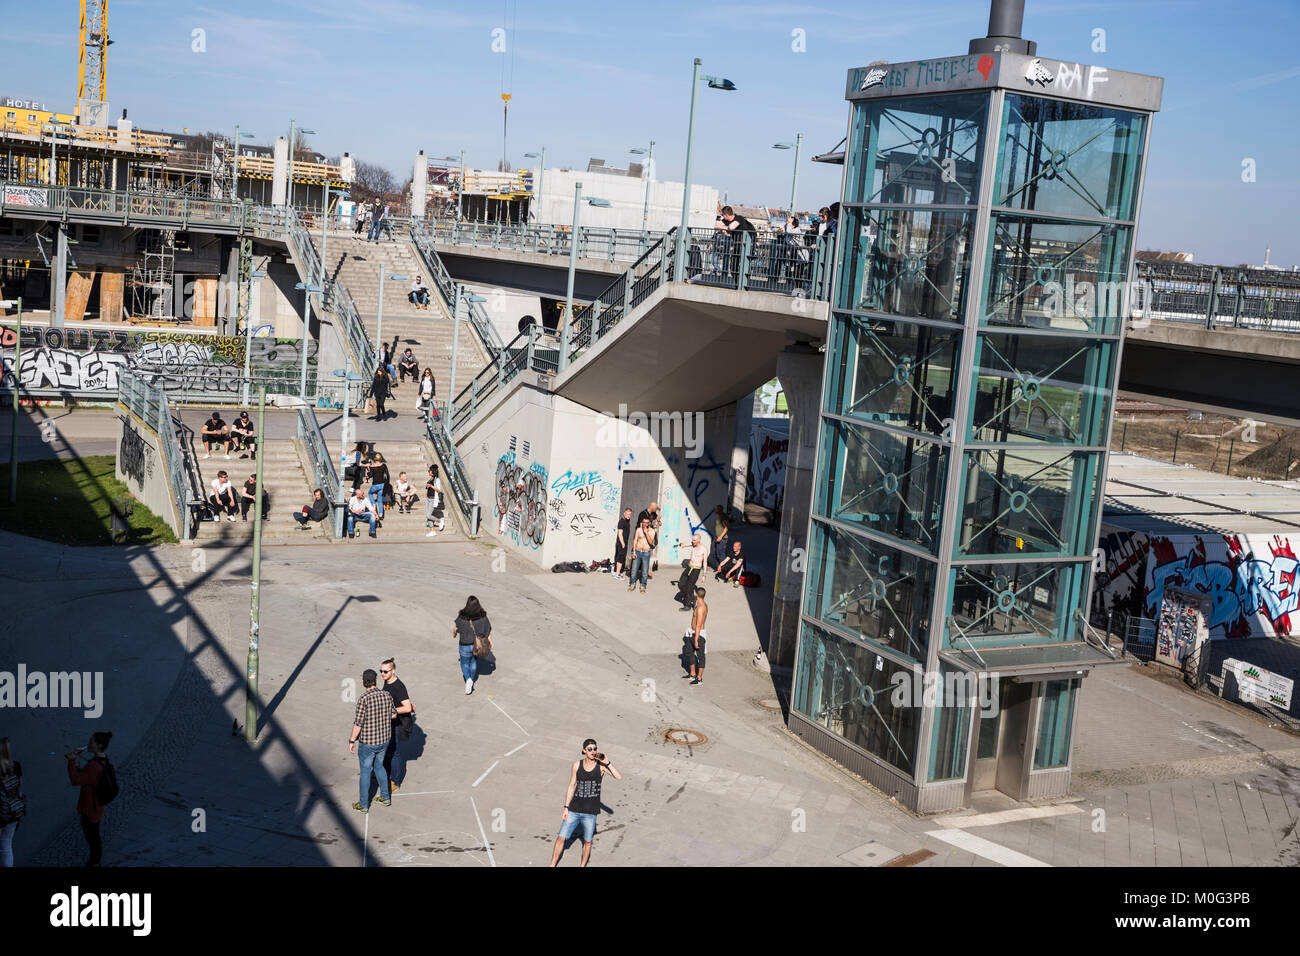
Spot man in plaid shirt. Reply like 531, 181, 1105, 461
348, 669, 395, 812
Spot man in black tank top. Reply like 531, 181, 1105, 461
549, 738, 622, 867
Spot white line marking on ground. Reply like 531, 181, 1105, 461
473, 761, 500, 788
504, 741, 529, 758
470, 796, 497, 867
487, 696, 530, 736
932, 804, 1083, 829
926, 828, 1051, 867
395, 790, 456, 797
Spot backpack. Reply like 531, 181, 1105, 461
0, 770, 24, 824
92, 756, 120, 806
739, 571, 762, 588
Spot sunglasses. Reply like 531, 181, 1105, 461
585, 746, 597, 752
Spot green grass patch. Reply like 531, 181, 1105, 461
0, 455, 177, 546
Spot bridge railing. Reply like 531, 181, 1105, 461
408, 225, 504, 358
116, 368, 193, 539
283, 205, 375, 372
449, 323, 557, 435
0, 180, 250, 230
296, 406, 343, 538
1134, 265, 1300, 333
419, 218, 664, 265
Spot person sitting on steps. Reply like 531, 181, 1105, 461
294, 488, 329, 529
398, 349, 419, 385
409, 276, 430, 309
393, 472, 417, 514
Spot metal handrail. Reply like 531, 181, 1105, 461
423, 400, 480, 535
296, 406, 341, 538
116, 368, 192, 539
419, 218, 664, 266
408, 224, 504, 358
283, 205, 375, 373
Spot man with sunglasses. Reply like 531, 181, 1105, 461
549, 739, 621, 867
380, 659, 415, 793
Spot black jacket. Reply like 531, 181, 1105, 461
305, 497, 329, 521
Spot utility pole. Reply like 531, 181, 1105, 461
244, 384, 266, 742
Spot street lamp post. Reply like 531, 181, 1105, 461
561, 183, 611, 373
286, 119, 295, 209
2, 298, 20, 503
773, 133, 804, 221
376, 266, 408, 361
524, 148, 546, 224
457, 149, 466, 223
231, 126, 254, 201
630, 142, 655, 233
244, 383, 266, 743
240, 269, 267, 406
294, 282, 322, 401
675, 60, 737, 282
333, 363, 364, 537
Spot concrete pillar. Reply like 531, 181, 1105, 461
53, 222, 68, 329
271, 137, 288, 207
767, 342, 823, 671
729, 395, 752, 516
412, 151, 427, 220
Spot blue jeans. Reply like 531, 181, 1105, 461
459, 643, 477, 682
558, 811, 598, 843
632, 550, 651, 586
368, 219, 383, 241
358, 741, 389, 807
368, 483, 386, 518
385, 730, 407, 787
347, 510, 377, 535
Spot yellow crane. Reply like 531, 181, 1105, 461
77, 0, 110, 109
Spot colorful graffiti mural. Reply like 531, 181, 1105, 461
0, 326, 316, 395
1145, 534, 1299, 639
495, 452, 547, 549
747, 423, 789, 509
1093, 528, 1150, 619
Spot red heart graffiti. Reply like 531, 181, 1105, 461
977, 55, 994, 81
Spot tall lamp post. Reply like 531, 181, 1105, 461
524, 148, 546, 224
629, 141, 655, 233
376, 266, 407, 360
2, 298, 20, 503
294, 281, 321, 401
447, 288, 486, 428
560, 183, 610, 373
244, 382, 267, 742
773, 133, 804, 222
240, 269, 268, 406
231, 127, 254, 201
288, 124, 316, 211
674, 59, 737, 282
333, 363, 364, 536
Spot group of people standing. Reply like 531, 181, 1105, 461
340, 446, 446, 539
370, 345, 436, 423
353, 199, 394, 242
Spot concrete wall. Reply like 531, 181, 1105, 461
459, 379, 739, 568
114, 406, 181, 536
464, 282, 543, 343
537, 167, 720, 233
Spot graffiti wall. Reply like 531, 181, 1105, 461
113, 411, 181, 536
495, 452, 548, 550
1, 325, 316, 396
747, 420, 789, 510
1093, 527, 1151, 620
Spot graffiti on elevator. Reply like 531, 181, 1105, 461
1144, 533, 1299, 639
118, 416, 154, 488
495, 452, 547, 549
747, 425, 788, 510
568, 513, 602, 538
0, 327, 316, 395
551, 467, 618, 516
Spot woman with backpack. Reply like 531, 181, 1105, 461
452, 596, 493, 695
67, 730, 114, 867
0, 737, 24, 867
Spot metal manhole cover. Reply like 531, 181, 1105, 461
663, 728, 707, 747
756, 698, 783, 711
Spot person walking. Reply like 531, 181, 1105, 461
613, 507, 632, 578
0, 738, 24, 867
209, 470, 238, 522
688, 588, 708, 685
66, 731, 114, 866
347, 669, 394, 812
370, 367, 391, 421
294, 487, 329, 529
417, 368, 436, 415
367, 452, 390, 520
354, 200, 368, 235
636, 502, 662, 579
380, 658, 415, 793
425, 464, 445, 536
628, 516, 655, 594
548, 739, 621, 867
452, 595, 492, 694
674, 532, 708, 610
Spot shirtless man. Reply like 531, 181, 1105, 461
688, 588, 708, 685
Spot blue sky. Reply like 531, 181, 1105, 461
6, 0, 1298, 266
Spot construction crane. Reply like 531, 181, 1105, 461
77, 0, 110, 112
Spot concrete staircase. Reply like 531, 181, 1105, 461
338, 439, 466, 543
324, 236, 491, 399
193, 439, 326, 544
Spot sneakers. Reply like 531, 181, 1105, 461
226, 515, 237, 523
376, 796, 391, 807
390, 781, 401, 793
224, 454, 231, 460
369, 531, 377, 538
465, 678, 474, 695
640, 585, 647, 594
426, 530, 438, 537
202, 453, 210, 459
351, 802, 368, 813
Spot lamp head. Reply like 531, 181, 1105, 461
704, 76, 737, 91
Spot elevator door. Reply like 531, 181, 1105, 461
972, 678, 1034, 798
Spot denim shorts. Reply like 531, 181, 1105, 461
558, 811, 598, 843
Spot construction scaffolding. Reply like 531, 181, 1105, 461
129, 229, 176, 321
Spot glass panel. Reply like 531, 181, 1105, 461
825, 314, 960, 438
928, 664, 971, 782
817, 417, 948, 553
947, 560, 1091, 645
807, 521, 937, 662
956, 449, 1102, 558
968, 333, 1115, 446
837, 206, 973, 322
997, 94, 1146, 221
1033, 679, 1077, 769
983, 216, 1132, 334
793, 621, 921, 776
847, 92, 988, 206
976, 707, 1000, 759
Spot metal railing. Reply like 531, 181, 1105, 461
0, 180, 253, 230
408, 224, 504, 358
296, 406, 342, 538
283, 205, 375, 373
423, 398, 480, 535
449, 322, 558, 435
678, 227, 836, 298
116, 368, 193, 539
1134, 264, 1300, 334
420, 218, 664, 265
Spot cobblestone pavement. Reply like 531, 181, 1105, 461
5, 526, 1298, 867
